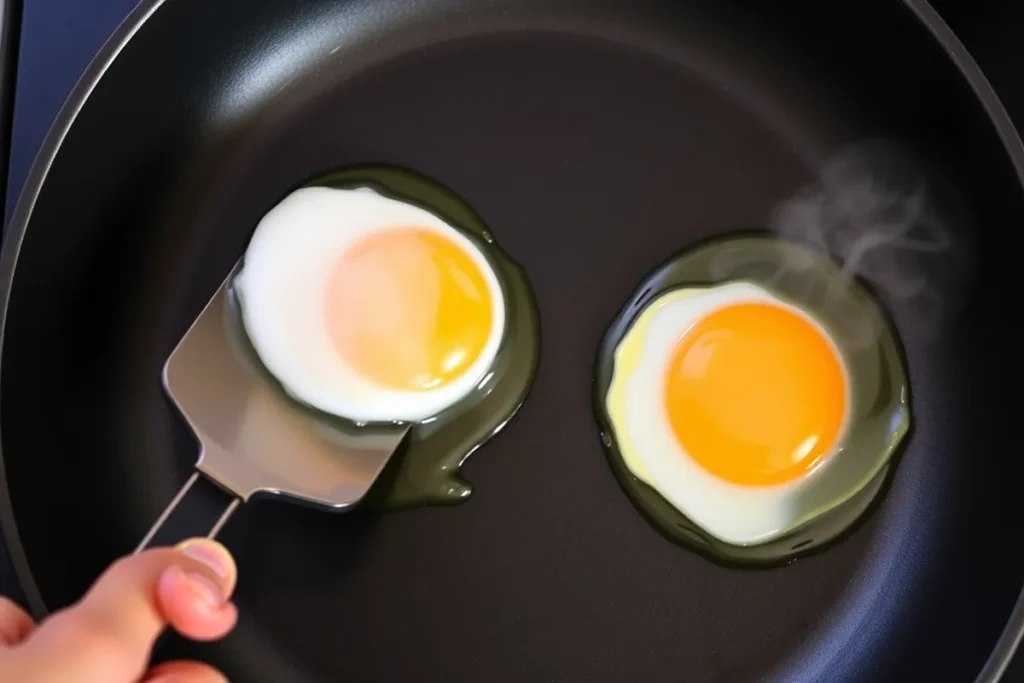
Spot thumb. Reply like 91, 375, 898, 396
10, 539, 237, 682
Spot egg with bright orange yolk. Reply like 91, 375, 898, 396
605, 281, 855, 546
664, 301, 848, 488
234, 186, 505, 423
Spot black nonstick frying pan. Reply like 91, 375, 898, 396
2, 0, 1024, 681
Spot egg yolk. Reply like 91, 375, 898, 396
326, 227, 494, 392
664, 302, 847, 487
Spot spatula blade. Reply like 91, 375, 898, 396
163, 263, 409, 510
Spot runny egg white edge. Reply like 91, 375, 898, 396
604, 280, 899, 547
235, 185, 506, 424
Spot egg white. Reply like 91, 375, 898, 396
606, 281, 857, 546
235, 186, 506, 423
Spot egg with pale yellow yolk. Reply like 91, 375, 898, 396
599, 236, 910, 559
234, 185, 505, 424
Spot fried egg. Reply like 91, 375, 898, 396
606, 281, 858, 546
234, 186, 506, 424
596, 236, 910, 563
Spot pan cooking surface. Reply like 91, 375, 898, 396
2, 0, 1024, 681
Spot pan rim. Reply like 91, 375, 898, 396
0, 0, 1022, 680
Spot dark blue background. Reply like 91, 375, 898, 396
4, 0, 138, 220
2, 0, 1024, 679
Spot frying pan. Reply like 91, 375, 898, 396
2, 0, 1024, 680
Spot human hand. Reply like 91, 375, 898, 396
0, 538, 238, 682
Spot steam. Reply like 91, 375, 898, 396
768, 139, 970, 341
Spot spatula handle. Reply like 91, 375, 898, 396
135, 472, 242, 553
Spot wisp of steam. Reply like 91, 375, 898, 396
767, 139, 971, 342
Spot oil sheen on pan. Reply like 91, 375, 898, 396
593, 235, 910, 566
229, 165, 541, 509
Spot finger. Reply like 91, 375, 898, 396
144, 659, 229, 682
0, 597, 34, 646
157, 562, 238, 641
12, 539, 237, 682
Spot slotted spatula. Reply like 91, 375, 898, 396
135, 261, 410, 552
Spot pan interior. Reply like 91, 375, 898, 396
1, 1, 1023, 681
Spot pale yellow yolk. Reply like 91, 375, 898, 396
325, 227, 493, 391
664, 302, 847, 486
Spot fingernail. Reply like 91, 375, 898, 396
176, 538, 235, 581
184, 571, 226, 606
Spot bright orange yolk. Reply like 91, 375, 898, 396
325, 227, 493, 391
664, 302, 847, 487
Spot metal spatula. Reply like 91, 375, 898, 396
135, 262, 411, 552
